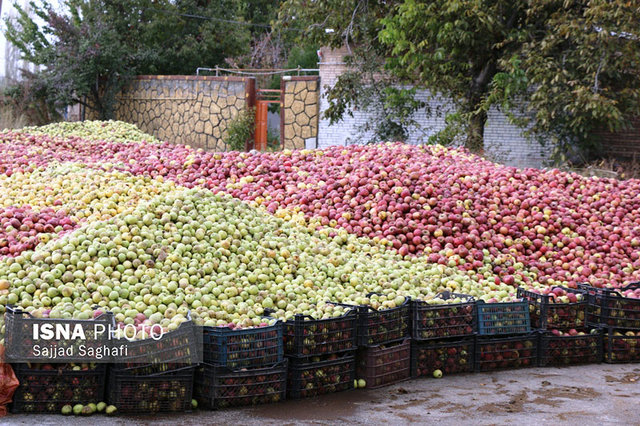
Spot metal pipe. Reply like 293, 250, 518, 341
195, 67, 319, 76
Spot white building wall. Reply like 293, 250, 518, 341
0, 0, 52, 86
317, 47, 554, 169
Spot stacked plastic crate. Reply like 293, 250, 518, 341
284, 307, 358, 398
194, 320, 286, 409
410, 292, 476, 378
518, 286, 602, 367
579, 282, 640, 364
5, 307, 113, 414
474, 298, 538, 372
353, 295, 411, 389
107, 317, 199, 413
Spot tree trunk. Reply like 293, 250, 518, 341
466, 60, 496, 153
467, 108, 486, 154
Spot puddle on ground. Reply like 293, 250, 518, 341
248, 389, 379, 421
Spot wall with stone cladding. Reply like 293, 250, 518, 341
88, 75, 255, 151
281, 76, 319, 150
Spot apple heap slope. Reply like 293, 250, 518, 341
6, 124, 639, 288
13, 120, 161, 144
0, 188, 529, 338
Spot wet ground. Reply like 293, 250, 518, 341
4, 363, 640, 425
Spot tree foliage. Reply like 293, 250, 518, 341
4, 0, 274, 119
280, 0, 640, 160
5, 0, 151, 119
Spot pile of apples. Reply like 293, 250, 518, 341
0, 120, 639, 340
0, 205, 76, 256
16, 120, 160, 144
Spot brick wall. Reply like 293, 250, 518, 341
317, 47, 553, 168
595, 117, 640, 159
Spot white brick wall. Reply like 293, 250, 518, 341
316, 48, 553, 168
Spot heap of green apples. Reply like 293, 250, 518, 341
14, 120, 160, 144
0, 188, 535, 338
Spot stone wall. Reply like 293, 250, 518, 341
281, 76, 319, 150
88, 75, 255, 150
317, 47, 553, 168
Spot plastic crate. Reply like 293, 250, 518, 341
4, 306, 114, 362
356, 296, 410, 347
603, 329, 640, 364
539, 329, 603, 367
288, 351, 356, 399
476, 300, 531, 335
517, 287, 588, 330
411, 338, 474, 377
356, 338, 410, 389
201, 321, 283, 369
411, 292, 476, 340
578, 283, 640, 330
194, 361, 287, 409
106, 366, 195, 413
111, 319, 199, 375
284, 310, 357, 357
475, 332, 539, 372
11, 363, 106, 414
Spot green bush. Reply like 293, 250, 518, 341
224, 107, 255, 151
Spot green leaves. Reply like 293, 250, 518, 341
285, 0, 640, 160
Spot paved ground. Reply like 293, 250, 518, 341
4, 363, 640, 425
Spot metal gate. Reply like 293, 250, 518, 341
255, 89, 281, 152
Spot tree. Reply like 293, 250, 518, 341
277, 1, 423, 144
136, 0, 253, 75
4, 0, 257, 118
5, 0, 156, 119
280, 0, 640, 160
497, 1, 640, 162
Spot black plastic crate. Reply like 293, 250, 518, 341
411, 338, 474, 378
106, 366, 195, 413
603, 329, 640, 364
288, 351, 356, 399
284, 310, 357, 357
476, 300, 531, 335
356, 338, 410, 389
411, 292, 476, 340
578, 283, 640, 330
111, 319, 199, 375
201, 321, 283, 369
356, 296, 410, 347
4, 306, 114, 362
539, 329, 603, 367
194, 361, 287, 409
475, 332, 539, 372
517, 286, 588, 330
11, 363, 106, 414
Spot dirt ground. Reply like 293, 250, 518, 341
4, 363, 640, 425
